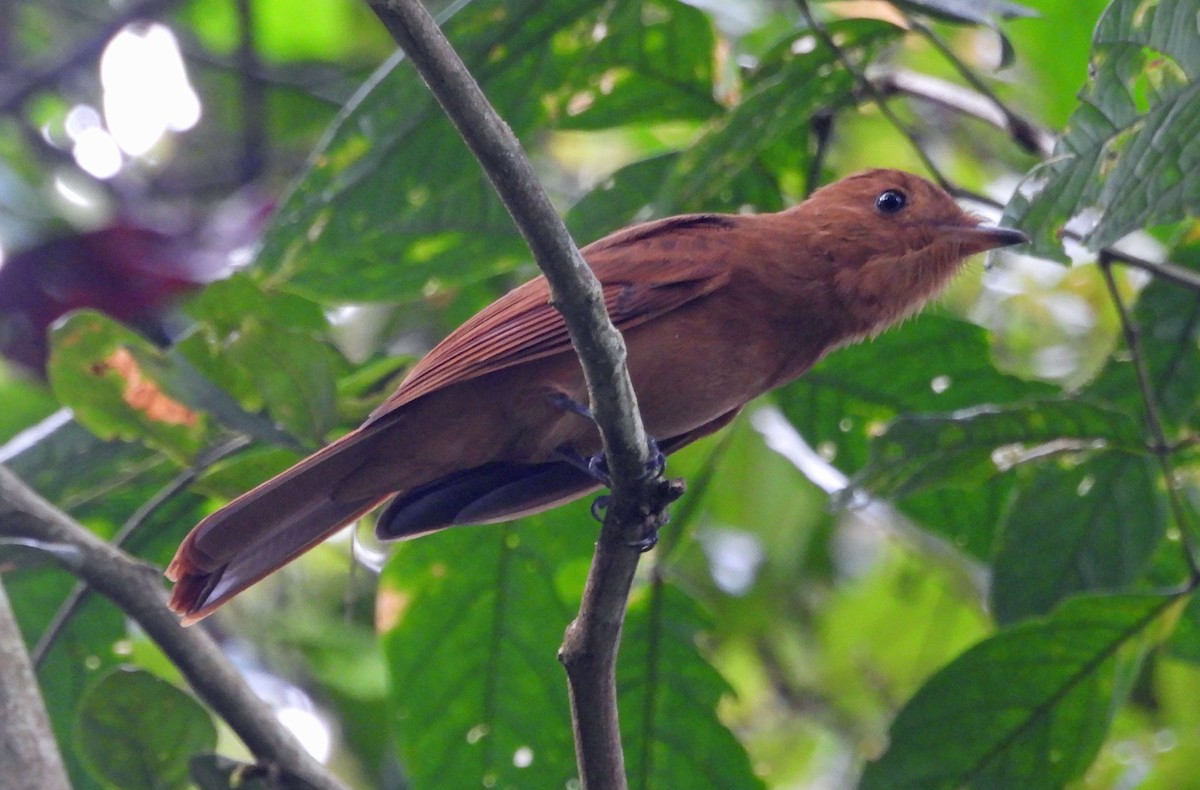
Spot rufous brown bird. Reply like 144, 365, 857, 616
167, 169, 1026, 623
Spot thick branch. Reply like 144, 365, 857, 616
0, 466, 348, 790
34, 436, 250, 667
363, 3, 674, 787
0, 579, 71, 790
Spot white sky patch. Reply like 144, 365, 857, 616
100, 24, 201, 158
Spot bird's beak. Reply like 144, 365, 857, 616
938, 222, 1029, 256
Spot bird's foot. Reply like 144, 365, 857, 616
548, 392, 595, 420
584, 436, 665, 484
549, 392, 665, 485
588, 477, 685, 553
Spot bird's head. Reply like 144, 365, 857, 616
796, 168, 1027, 335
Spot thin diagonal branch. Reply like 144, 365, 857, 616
793, 0, 951, 190
0, 466, 349, 790
960, 188, 1200, 296
362, 2, 679, 788
33, 436, 251, 668
1098, 254, 1200, 579
874, 68, 1055, 157
904, 16, 1048, 157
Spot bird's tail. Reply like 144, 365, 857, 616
166, 427, 388, 624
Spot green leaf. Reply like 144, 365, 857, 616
47, 311, 209, 462
75, 667, 216, 790
18, 586, 126, 789
182, 275, 343, 445
776, 315, 1054, 477
620, 582, 764, 790
1003, 0, 1200, 258
1084, 240, 1200, 432
257, 0, 717, 303
991, 452, 1166, 625
220, 322, 340, 444
380, 506, 758, 788
658, 19, 901, 214
0, 369, 58, 444
380, 515, 588, 788
861, 594, 1183, 790
853, 399, 1144, 500
552, 1, 719, 130
899, 475, 1014, 560
566, 152, 680, 244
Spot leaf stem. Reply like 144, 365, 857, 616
1098, 253, 1200, 580
792, 0, 951, 190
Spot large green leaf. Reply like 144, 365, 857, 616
380, 515, 588, 788
1003, 0, 1200, 258
619, 581, 763, 790
898, 475, 1014, 560
180, 274, 343, 446
550, 0, 719, 130
380, 505, 759, 788
658, 19, 902, 215
852, 398, 1144, 500
861, 594, 1182, 790
991, 452, 1166, 625
776, 314, 1054, 478
75, 667, 216, 790
566, 152, 680, 244
256, 0, 717, 303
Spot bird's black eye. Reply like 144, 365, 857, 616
875, 189, 907, 214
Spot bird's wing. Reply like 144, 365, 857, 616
368, 213, 737, 420
168, 213, 740, 623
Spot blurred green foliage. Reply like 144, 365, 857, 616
2, 0, 1199, 788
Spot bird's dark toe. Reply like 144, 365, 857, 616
590, 494, 610, 522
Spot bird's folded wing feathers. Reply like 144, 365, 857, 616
367, 213, 737, 419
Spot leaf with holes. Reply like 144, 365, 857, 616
47, 311, 209, 461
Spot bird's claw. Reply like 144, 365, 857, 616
590, 494, 610, 522
627, 521, 662, 552
585, 436, 664, 485
589, 495, 663, 552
